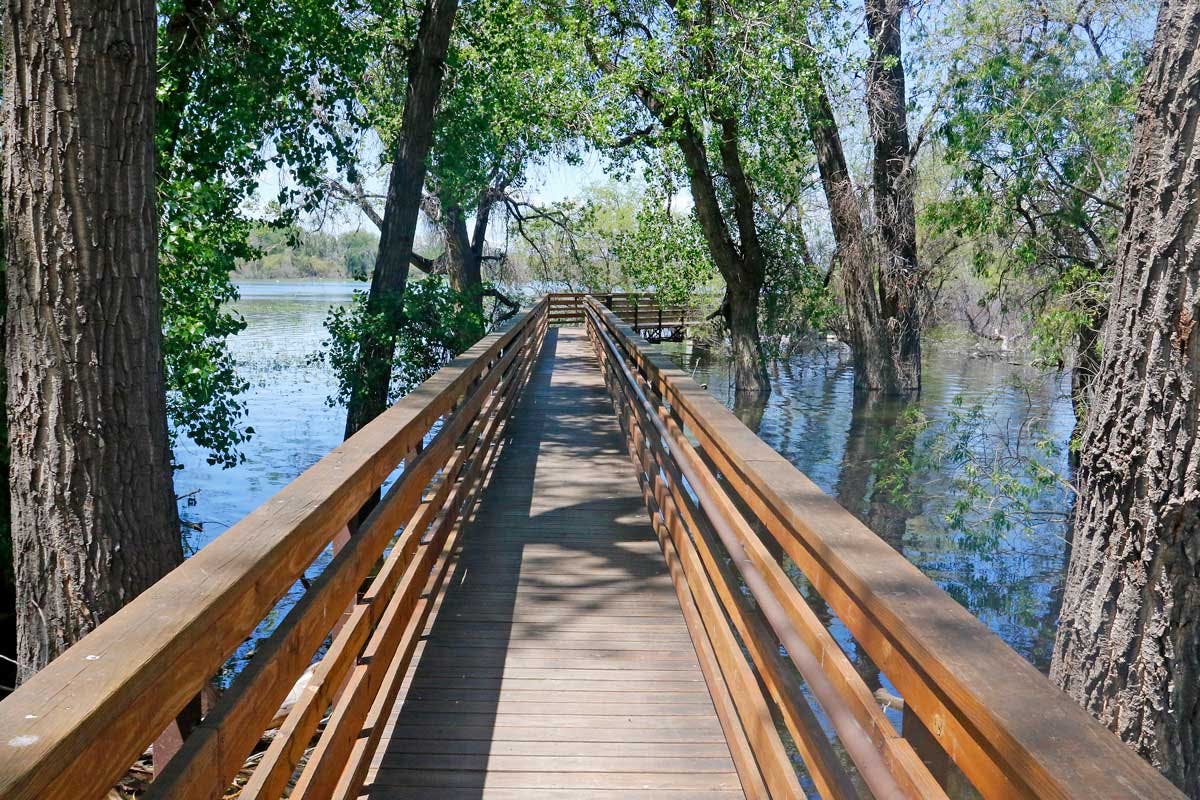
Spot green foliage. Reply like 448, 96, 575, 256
159, 191, 253, 467
157, 0, 379, 466
879, 394, 1071, 545
359, 0, 587, 218
509, 183, 639, 292
758, 218, 837, 356
555, 0, 841, 341
615, 189, 716, 305
319, 279, 485, 410
928, 0, 1149, 365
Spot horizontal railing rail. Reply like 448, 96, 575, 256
583, 296, 1184, 800
0, 300, 549, 800
546, 292, 703, 331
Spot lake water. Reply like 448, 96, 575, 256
177, 279, 1073, 688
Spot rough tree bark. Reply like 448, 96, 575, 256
795, 11, 921, 394
3, 0, 182, 681
795, 49, 887, 391
1049, 0, 1200, 792
865, 0, 921, 392
343, 0, 460, 439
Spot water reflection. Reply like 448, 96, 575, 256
173, 280, 361, 676
659, 337, 1072, 672
176, 287, 1072, 688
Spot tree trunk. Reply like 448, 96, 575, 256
794, 33, 886, 391
795, 18, 919, 393
0, 231, 11, 696
1049, 0, 1200, 791
865, 0, 921, 393
3, 0, 182, 681
343, 0, 459, 439
674, 119, 770, 397
443, 205, 477, 293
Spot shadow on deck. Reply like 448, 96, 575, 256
361, 328, 744, 799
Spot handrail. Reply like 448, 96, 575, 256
583, 296, 1184, 800
546, 291, 701, 331
0, 300, 549, 800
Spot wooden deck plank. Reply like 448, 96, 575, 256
360, 328, 745, 800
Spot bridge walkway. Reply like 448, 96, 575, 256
359, 327, 745, 799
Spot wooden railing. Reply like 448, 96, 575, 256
584, 296, 1184, 800
0, 300, 549, 800
547, 291, 702, 333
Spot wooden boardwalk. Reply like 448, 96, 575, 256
359, 327, 745, 799
0, 298, 1185, 800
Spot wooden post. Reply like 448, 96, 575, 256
903, 703, 950, 787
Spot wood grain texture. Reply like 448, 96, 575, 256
358, 328, 745, 800
0, 305, 543, 800
587, 298, 1186, 800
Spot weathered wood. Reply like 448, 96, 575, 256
150, 323, 533, 800
593, 310, 910, 798
595, 309, 941, 799
357, 328, 745, 800
235, 327, 540, 800
586, 298, 1185, 800
546, 292, 701, 333
0, 304, 545, 800
292, 321, 543, 799
1, 296, 1180, 800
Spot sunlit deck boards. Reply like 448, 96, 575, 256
359, 327, 745, 800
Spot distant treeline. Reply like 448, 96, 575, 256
235, 227, 380, 280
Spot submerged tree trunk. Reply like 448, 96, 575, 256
343, 0, 460, 439
673, 119, 770, 398
3, 0, 182, 681
798, 68, 888, 392
1049, 1, 1200, 791
795, 14, 920, 394
865, 0, 921, 392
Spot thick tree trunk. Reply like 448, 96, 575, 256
1049, 1, 1200, 792
674, 120, 770, 397
343, 0, 459, 439
865, 0, 921, 392
795, 36, 887, 391
3, 0, 182, 681
795, 18, 918, 393
725, 275, 769, 398
443, 205, 477, 293
0, 241, 11, 695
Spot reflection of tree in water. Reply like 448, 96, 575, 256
833, 392, 922, 693
668, 339, 1075, 677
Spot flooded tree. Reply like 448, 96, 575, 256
1050, 0, 1200, 791
569, 0, 799, 398
3, 0, 181, 679
792, 0, 923, 394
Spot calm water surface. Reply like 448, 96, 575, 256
178, 281, 1073, 690
174, 280, 364, 669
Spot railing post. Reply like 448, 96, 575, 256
903, 703, 950, 787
